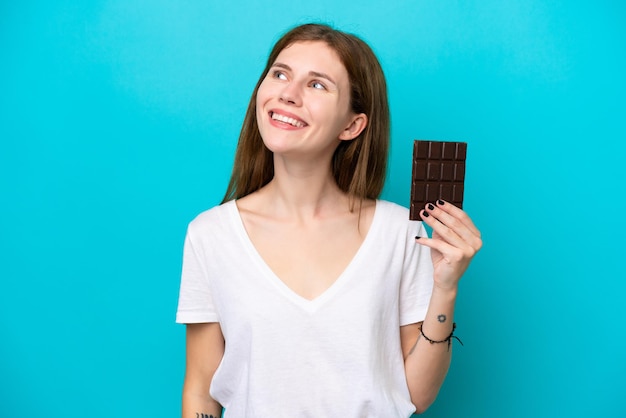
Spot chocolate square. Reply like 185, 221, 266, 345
410, 140, 467, 220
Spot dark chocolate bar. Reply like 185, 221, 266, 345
410, 140, 467, 220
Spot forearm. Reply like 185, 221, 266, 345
182, 323, 225, 418
404, 286, 458, 413
182, 386, 223, 418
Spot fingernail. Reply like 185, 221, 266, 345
421, 210, 430, 218
427, 203, 435, 210
437, 199, 445, 205
415, 236, 422, 240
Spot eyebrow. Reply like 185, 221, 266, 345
272, 62, 337, 86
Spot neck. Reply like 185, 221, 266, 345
262, 154, 349, 220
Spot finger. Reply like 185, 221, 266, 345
435, 199, 481, 238
424, 203, 480, 249
421, 206, 473, 251
415, 234, 472, 266
421, 204, 482, 252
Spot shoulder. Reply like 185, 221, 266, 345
374, 200, 424, 238
375, 199, 411, 221
187, 200, 237, 236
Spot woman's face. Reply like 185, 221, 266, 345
255, 41, 366, 160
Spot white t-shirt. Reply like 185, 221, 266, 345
176, 199, 433, 418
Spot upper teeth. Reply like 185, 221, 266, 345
272, 112, 305, 128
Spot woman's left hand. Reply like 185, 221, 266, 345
417, 200, 482, 291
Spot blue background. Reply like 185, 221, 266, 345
1, 1, 625, 417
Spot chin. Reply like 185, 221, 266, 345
260, 137, 293, 155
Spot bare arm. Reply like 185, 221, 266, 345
402, 200, 482, 413
401, 288, 457, 413
182, 322, 225, 418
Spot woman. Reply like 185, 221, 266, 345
176, 23, 482, 417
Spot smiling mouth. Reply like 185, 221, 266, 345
270, 112, 307, 128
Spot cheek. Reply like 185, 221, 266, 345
255, 86, 269, 120
255, 88, 265, 110
314, 101, 349, 129
256, 77, 274, 102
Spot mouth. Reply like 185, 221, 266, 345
269, 111, 307, 128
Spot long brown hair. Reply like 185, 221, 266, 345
222, 23, 390, 207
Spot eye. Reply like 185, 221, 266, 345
272, 70, 287, 80
310, 80, 326, 90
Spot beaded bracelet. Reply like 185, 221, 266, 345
420, 322, 464, 352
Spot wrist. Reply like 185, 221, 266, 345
419, 322, 463, 351
431, 284, 458, 300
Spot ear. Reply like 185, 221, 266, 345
338, 113, 368, 141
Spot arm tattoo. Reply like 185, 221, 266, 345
196, 414, 218, 418
437, 314, 447, 323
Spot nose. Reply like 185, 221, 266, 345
279, 82, 302, 106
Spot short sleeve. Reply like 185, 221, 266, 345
399, 221, 434, 326
175, 225, 220, 324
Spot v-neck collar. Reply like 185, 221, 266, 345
227, 199, 383, 313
